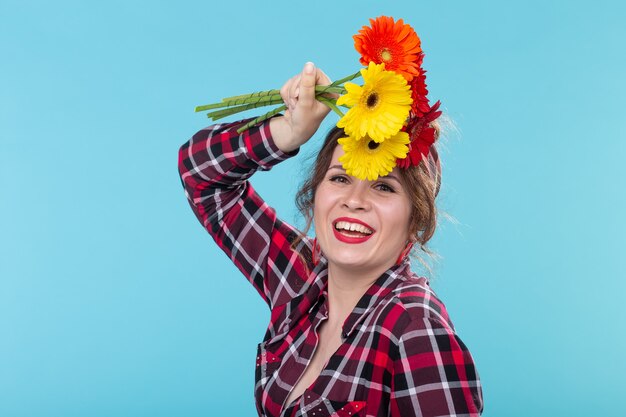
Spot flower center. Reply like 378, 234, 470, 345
366, 92, 379, 109
381, 48, 392, 62
367, 140, 379, 150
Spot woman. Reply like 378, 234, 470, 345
178, 62, 483, 417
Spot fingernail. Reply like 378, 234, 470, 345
304, 62, 314, 74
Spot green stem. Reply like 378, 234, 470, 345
206, 98, 284, 121
196, 70, 360, 113
330, 70, 362, 86
221, 89, 281, 102
314, 85, 346, 95
196, 102, 227, 112
236, 105, 286, 133
196, 94, 283, 112
317, 97, 344, 117
196, 70, 363, 129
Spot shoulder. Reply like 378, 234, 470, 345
394, 274, 453, 328
376, 271, 456, 341
381, 275, 485, 415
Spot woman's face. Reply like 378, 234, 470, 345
313, 145, 412, 273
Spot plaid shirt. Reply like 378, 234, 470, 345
178, 118, 484, 417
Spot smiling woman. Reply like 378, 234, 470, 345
178, 59, 483, 416
179, 15, 483, 417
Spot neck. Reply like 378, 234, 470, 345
325, 260, 396, 327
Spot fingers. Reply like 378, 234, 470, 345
289, 74, 301, 109
280, 74, 296, 111
316, 67, 332, 86
274, 62, 333, 148
315, 67, 339, 99
298, 62, 316, 107
280, 62, 334, 111
280, 82, 288, 108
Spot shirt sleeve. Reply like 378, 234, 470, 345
177, 117, 313, 310
390, 316, 484, 416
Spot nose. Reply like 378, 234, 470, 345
342, 181, 371, 211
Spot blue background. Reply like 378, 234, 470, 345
1, 1, 625, 416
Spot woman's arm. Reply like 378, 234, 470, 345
390, 317, 484, 416
178, 63, 332, 311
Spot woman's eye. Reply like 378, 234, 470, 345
329, 175, 349, 184
375, 183, 395, 193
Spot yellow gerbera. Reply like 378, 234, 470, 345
338, 131, 410, 181
336, 62, 412, 142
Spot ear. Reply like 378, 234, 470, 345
395, 241, 415, 265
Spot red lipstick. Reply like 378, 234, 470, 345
332, 217, 375, 244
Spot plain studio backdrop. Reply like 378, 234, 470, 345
1, 1, 625, 416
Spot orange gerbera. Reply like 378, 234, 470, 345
354, 16, 422, 82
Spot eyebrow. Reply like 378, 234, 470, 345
328, 164, 346, 172
327, 165, 403, 184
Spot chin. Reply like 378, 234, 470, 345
327, 250, 377, 269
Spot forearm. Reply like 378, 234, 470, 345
269, 116, 299, 153
178, 117, 297, 227
178, 117, 309, 309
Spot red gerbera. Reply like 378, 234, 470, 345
409, 54, 431, 118
354, 16, 422, 81
397, 101, 442, 169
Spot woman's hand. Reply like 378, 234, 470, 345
270, 62, 334, 153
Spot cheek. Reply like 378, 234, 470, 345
313, 183, 335, 213
312, 188, 328, 228
312, 190, 322, 220
390, 201, 413, 241
404, 213, 414, 241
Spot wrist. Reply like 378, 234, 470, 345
269, 116, 299, 153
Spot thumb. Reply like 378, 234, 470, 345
298, 62, 316, 107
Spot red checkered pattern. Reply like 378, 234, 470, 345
178, 118, 484, 416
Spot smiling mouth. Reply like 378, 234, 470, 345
334, 220, 374, 237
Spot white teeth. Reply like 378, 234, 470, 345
334, 221, 373, 235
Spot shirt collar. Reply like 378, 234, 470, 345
316, 262, 410, 339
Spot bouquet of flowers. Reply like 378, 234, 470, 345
195, 16, 441, 181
